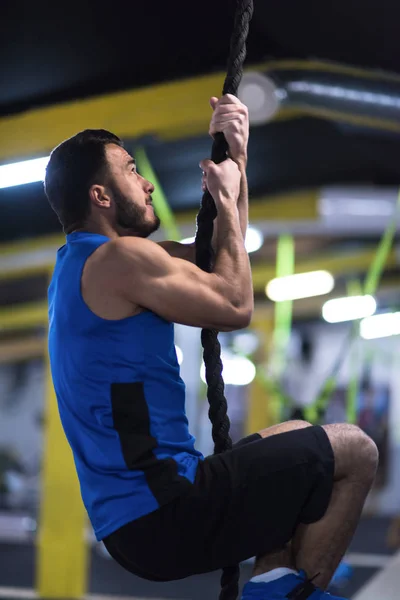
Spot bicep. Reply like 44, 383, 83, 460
115, 240, 244, 331
136, 266, 239, 330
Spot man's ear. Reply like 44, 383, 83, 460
89, 184, 111, 208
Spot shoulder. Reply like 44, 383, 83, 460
105, 237, 196, 267
81, 238, 154, 319
99, 237, 177, 286
81, 237, 163, 309
104, 236, 163, 266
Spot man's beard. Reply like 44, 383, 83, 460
113, 190, 160, 237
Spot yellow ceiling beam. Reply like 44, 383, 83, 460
258, 59, 400, 83
2, 59, 400, 163
0, 232, 63, 257
0, 301, 48, 329
176, 189, 319, 227
0, 72, 226, 162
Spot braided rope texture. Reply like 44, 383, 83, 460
194, 2, 254, 599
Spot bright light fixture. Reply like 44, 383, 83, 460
175, 345, 184, 365
180, 226, 263, 254
266, 270, 334, 302
360, 312, 400, 340
200, 351, 256, 386
245, 226, 263, 253
0, 156, 49, 189
322, 295, 376, 323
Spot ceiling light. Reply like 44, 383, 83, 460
0, 156, 49, 189
360, 312, 400, 340
322, 295, 376, 323
266, 270, 334, 302
245, 226, 263, 253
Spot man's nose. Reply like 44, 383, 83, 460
145, 179, 155, 194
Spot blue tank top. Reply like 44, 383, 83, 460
48, 231, 203, 541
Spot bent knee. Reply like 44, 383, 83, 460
323, 423, 379, 479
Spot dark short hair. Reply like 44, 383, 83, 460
44, 129, 123, 233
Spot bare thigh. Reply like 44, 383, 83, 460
258, 419, 312, 439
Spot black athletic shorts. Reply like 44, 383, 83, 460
103, 425, 335, 582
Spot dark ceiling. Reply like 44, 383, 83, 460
2, 0, 400, 116
2, 0, 400, 243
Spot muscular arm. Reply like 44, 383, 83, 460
108, 201, 253, 331
213, 160, 248, 247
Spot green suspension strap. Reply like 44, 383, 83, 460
270, 234, 295, 421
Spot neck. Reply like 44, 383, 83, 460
73, 219, 120, 240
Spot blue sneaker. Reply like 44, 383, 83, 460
241, 570, 349, 599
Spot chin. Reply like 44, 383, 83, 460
137, 220, 161, 238
147, 216, 161, 235
117, 213, 160, 237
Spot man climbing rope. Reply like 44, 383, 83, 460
45, 94, 378, 600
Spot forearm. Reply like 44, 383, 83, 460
212, 160, 248, 248
213, 202, 253, 313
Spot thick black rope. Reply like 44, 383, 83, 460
194, 2, 254, 599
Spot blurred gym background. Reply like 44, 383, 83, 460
1, 1, 400, 598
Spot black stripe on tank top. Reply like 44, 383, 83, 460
111, 382, 192, 505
